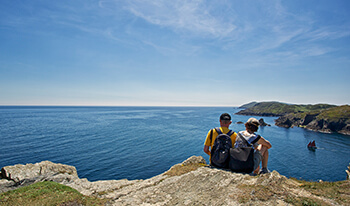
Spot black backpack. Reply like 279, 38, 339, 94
210, 128, 234, 168
229, 132, 260, 173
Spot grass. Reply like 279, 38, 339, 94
317, 105, 350, 121
237, 102, 336, 116
297, 179, 350, 205
0, 181, 108, 206
235, 178, 350, 206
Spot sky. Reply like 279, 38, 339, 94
1, 0, 349, 107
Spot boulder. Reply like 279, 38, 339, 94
0, 161, 78, 193
258, 118, 271, 126
0, 161, 78, 183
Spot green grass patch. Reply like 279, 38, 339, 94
0, 181, 108, 206
296, 179, 350, 205
235, 179, 350, 206
237, 102, 336, 116
317, 105, 350, 121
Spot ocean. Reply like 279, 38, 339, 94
1, 106, 349, 182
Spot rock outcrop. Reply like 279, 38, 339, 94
258, 118, 271, 126
275, 113, 350, 135
237, 102, 350, 135
1, 157, 349, 205
0, 161, 78, 192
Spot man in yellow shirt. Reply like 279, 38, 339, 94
203, 113, 237, 161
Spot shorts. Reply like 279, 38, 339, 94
253, 150, 263, 171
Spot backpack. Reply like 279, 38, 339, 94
210, 127, 234, 168
229, 132, 260, 173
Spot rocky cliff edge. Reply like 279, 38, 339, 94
1, 156, 349, 205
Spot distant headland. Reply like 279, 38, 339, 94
236, 101, 350, 135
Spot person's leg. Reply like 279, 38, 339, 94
253, 165, 260, 174
253, 145, 268, 174
253, 145, 264, 174
262, 149, 269, 168
259, 146, 270, 174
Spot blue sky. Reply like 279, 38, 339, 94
1, 0, 349, 106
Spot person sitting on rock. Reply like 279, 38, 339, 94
235, 118, 272, 174
203, 113, 237, 163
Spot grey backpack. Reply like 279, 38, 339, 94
229, 133, 260, 173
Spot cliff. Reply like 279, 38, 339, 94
1, 157, 349, 205
236, 102, 350, 135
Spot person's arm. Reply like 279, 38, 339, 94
204, 145, 211, 156
203, 129, 213, 156
257, 136, 272, 149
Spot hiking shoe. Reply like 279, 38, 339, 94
250, 172, 258, 176
259, 168, 270, 174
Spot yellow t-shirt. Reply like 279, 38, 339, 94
204, 127, 237, 148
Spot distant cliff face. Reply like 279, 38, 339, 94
1, 157, 349, 205
274, 105, 350, 135
237, 102, 350, 135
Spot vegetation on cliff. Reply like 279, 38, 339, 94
238, 101, 258, 109
0, 181, 106, 206
236, 101, 336, 116
236, 102, 350, 135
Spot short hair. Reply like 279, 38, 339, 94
245, 122, 259, 132
220, 113, 231, 121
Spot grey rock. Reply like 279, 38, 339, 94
0, 160, 78, 184
259, 118, 271, 126
0, 179, 16, 193
1, 156, 347, 205
181, 156, 206, 166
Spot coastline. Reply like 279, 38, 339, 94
236, 102, 350, 136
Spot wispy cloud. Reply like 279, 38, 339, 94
122, 0, 236, 39
305, 27, 350, 41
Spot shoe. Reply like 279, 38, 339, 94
259, 167, 270, 174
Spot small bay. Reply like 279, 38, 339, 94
0, 106, 349, 182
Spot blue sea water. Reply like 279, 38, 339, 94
0, 106, 349, 182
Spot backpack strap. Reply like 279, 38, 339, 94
215, 127, 234, 136
227, 130, 234, 137
210, 127, 234, 145
251, 135, 261, 144
214, 127, 222, 135
237, 132, 252, 147
209, 128, 214, 145
237, 132, 261, 146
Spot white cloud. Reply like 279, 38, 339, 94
122, 0, 236, 39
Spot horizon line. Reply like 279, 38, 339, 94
0, 105, 238, 108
